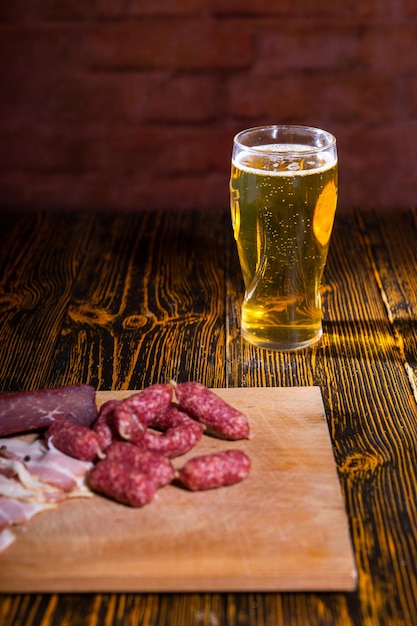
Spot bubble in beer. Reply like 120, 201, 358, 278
230, 143, 338, 349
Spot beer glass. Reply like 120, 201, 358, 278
230, 125, 338, 351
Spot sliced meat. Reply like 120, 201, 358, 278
0, 497, 57, 553
0, 435, 94, 553
0, 497, 56, 529
0, 385, 97, 436
0, 528, 16, 552
0, 437, 93, 494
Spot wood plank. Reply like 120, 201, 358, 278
225, 211, 417, 622
358, 209, 417, 398
46, 210, 230, 391
0, 387, 356, 593
1, 210, 416, 624
0, 212, 94, 391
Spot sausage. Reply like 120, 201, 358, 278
177, 450, 251, 491
150, 402, 191, 431
173, 383, 250, 440
105, 442, 175, 488
142, 419, 204, 458
93, 400, 120, 450
46, 419, 103, 462
114, 384, 173, 442
88, 460, 156, 507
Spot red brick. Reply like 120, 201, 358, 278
0, 169, 229, 212
0, 27, 89, 138
252, 22, 362, 73
0, 125, 101, 173
0, 0, 39, 20
407, 75, 417, 117
404, 0, 417, 18
94, 125, 232, 180
153, 126, 233, 174
94, 0, 208, 18
89, 19, 253, 70
227, 73, 396, 125
363, 26, 417, 73
334, 121, 417, 209
0, 170, 101, 211
107, 72, 225, 122
0, 2, 416, 214
104, 172, 229, 212
0, 26, 87, 95
212, 0, 376, 17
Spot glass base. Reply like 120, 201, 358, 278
241, 327, 323, 352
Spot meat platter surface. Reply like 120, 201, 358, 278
0, 386, 357, 592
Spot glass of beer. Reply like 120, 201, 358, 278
230, 125, 338, 351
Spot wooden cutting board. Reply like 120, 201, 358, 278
0, 387, 357, 593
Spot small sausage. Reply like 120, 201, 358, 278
114, 384, 173, 442
46, 419, 103, 462
177, 450, 251, 491
150, 402, 191, 431
142, 419, 204, 458
174, 383, 250, 440
93, 400, 120, 450
105, 442, 175, 488
88, 459, 156, 507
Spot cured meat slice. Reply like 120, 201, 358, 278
0, 528, 16, 552
0, 496, 57, 553
0, 457, 65, 500
0, 385, 97, 436
0, 436, 93, 553
0, 438, 93, 494
0, 473, 63, 502
0, 497, 56, 529
173, 382, 251, 440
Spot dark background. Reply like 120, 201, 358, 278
1, 0, 416, 212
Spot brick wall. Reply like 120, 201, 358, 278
1, 1, 417, 212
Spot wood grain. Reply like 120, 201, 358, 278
0, 212, 95, 391
1, 209, 417, 625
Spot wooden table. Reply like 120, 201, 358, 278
1, 208, 416, 625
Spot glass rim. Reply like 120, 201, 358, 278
233, 124, 337, 157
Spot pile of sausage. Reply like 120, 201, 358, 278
44, 382, 251, 507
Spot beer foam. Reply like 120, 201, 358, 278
233, 144, 337, 176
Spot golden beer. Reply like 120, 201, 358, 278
230, 127, 338, 350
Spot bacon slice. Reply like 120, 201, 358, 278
0, 385, 97, 436
0, 436, 94, 553
0, 497, 57, 553
0, 528, 16, 552
0, 438, 93, 494
0, 497, 56, 529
